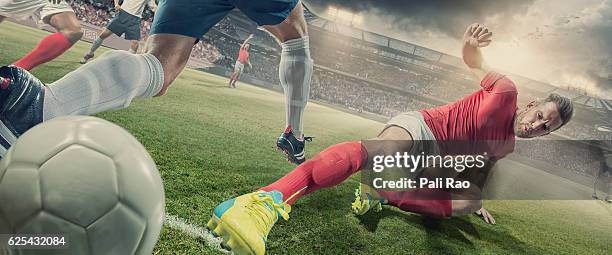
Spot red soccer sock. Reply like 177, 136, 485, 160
379, 189, 453, 219
13, 32, 73, 71
261, 141, 368, 205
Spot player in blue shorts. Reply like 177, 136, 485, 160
80, 0, 158, 63
0, 0, 313, 164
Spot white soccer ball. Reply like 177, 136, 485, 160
0, 116, 165, 254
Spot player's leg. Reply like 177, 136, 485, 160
232, 67, 243, 87
124, 15, 143, 54
378, 174, 483, 219
81, 28, 114, 64
229, 61, 238, 87
0, 0, 234, 156
263, 2, 311, 137
209, 139, 369, 254
129, 40, 139, 54
208, 124, 413, 253
0, 35, 191, 157
228, 72, 236, 87
234, 0, 312, 164
13, 8, 83, 70
43, 33, 195, 119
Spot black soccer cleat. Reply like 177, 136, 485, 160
0, 66, 45, 158
276, 126, 312, 165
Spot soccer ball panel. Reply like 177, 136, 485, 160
40, 145, 118, 227
75, 117, 131, 159
86, 203, 146, 255
0, 211, 10, 234
114, 146, 164, 218
17, 211, 89, 255
10, 119, 77, 165
0, 149, 11, 181
0, 165, 41, 231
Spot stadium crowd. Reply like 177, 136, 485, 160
312, 69, 434, 117
72, 0, 112, 27
311, 43, 474, 102
514, 140, 606, 177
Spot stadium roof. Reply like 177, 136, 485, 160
303, 5, 320, 23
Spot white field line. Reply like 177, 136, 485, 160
164, 214, 232, 254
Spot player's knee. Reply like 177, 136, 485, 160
311, 142, 366, 186
275, 4, 308, 42
62, 28, 83, 44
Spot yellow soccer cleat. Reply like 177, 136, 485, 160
208, 190, 290, 255
351, 183, 385, 215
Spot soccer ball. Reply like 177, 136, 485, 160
0, 116, 165, 254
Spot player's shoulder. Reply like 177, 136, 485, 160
480, 71, 517, 94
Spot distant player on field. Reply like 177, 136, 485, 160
228, 34, 253, 88
80, 0, 157, 64
207, 23, 574, 255
0, 0, 83, 70
0, 0, 313, 164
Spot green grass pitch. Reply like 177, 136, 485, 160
1, 21, 611, 254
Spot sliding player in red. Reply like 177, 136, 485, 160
208, 23, 574, 255
0, 0, 82, 70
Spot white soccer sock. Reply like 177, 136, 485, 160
43, 51, 164, 120
279, 36, 313, 138
89, 37, 104, 54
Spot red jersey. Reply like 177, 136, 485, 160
418, 72, 517, 158
238, 48, 249, 64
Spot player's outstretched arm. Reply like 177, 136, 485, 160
241, 34, 255, 48
462, 23, 493, 81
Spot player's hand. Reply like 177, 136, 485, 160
475, 207, 496, 224
464, 23, 493, 48
48, 0, 64, 4
115, 4, 122, 12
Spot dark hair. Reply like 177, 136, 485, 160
542, 93, 574, 131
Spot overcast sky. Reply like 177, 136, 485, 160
304, 0, 612, 98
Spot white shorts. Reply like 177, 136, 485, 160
385, 111, 440, 156
0, 0, 73, 21
233, 61, 244, 74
